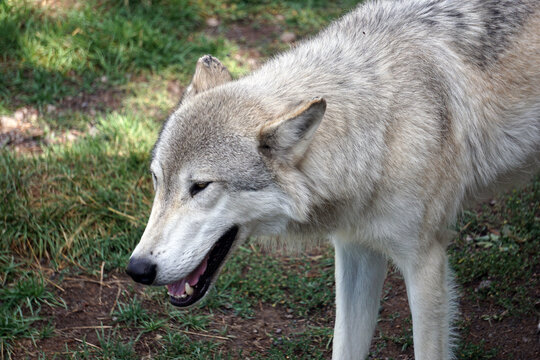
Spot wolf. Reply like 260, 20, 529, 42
126, 0, 540, 358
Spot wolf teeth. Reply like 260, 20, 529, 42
185, 282, 194, 296
168, 292, 188, 299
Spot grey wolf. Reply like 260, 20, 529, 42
126, 0, 540, 358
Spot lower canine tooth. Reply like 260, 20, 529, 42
185, 283, 194, 296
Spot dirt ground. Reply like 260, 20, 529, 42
12, 262, 540, 359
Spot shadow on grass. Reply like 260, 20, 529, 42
0, 0, 229, 108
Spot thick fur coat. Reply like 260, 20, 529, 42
127, 1, 540, 358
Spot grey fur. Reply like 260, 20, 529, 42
130, 1, 540, 359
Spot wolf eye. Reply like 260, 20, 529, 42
190, 181, 212, 197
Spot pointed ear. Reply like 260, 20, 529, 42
259, 98, 326, 164
182, 55, 232, 101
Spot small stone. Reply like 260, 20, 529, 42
46, 104, 56, 114
275, 328, 282, 334
0, 116, 18, 129
27, 108, 38, 122
252, 329, 258, 334
475, 280, 492, 292
14, 109, 25, 121
206, 17, 219, 27
280, 31, 296, 43
66, 132, 77, 142
88, 125, 98, 136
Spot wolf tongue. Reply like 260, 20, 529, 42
167, 279, 186, 297
166, 256, 209, 297
187, 257, 208, 286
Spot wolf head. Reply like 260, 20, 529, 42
127, 55, 326, 307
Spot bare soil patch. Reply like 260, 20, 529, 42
56, 86, 124, 115
12, 257, 540, 359
0, 108, 44, 153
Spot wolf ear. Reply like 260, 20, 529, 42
259, 97, 326, 164
182, 55, 232, 101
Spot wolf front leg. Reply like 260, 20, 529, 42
400, 243, 456, 360
332, 240, 387, 360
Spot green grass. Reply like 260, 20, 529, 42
203, 246, 335, 318
0, 0, 223, 106
0, 0, 359, 109
0, 252, 63, 356
1, 112, 157, 271
264, 326, 333, 359
450, 180, 539, 315
1, 0, 538, 358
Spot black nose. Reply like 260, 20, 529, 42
126, 257, 157, 285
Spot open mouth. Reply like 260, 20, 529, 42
166, 225, 239, 307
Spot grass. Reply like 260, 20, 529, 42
1, 0, 221, 106
0, 0, 359, 109
1, 0, 538, 359
0, 252, 63, 356
450, 181, 539, 315
0, 112, 157, 271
